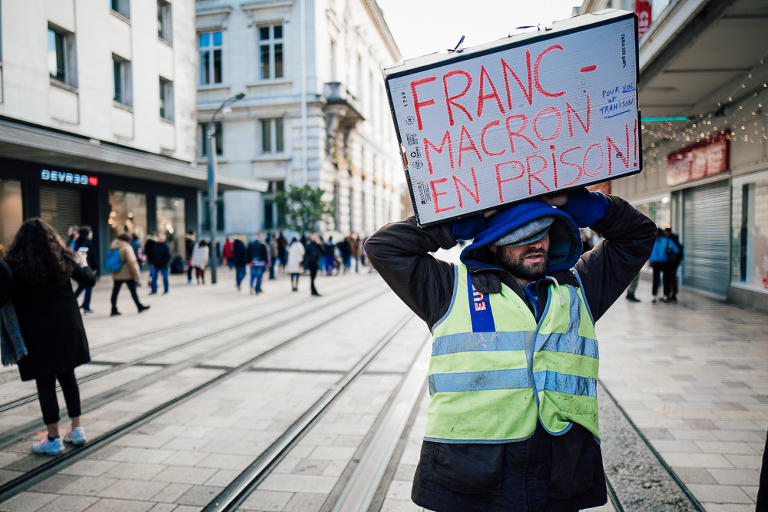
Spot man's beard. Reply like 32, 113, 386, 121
495, 249, 549, 282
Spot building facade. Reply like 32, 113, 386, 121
195, 0, 402, 237
0, 0, 261, 266
580, 0, 768, 311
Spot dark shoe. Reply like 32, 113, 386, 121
138, 305, 150, 313
148, 292, 158, 295
111, 309, 121, 316
311, 292, 321, 297
626, 294, 640, 303
667, 296, 677, 303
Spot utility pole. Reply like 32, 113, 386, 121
207, 92, 245, 284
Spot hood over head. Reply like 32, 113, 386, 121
460, 200, 582, 274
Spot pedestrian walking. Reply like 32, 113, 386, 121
286, 237, 305, 292
267, 233, 278, 280
323, 237, 336, 275
248, 233, 268, 294
665, 227, 683, 302
304, 234, 323, 296
277, 232, 287, 274
130, 233, 146, 276
338, 236, 352, 274
66, 225, 79, 250
649, 228, 680, 303
148, 234, 171, 295
185, 231, 196, 285
232, 235, 247, 291
222, 236, 234, 270
350, 236, 361, 273
109, 234, 150, 316
1, 219, 96, 454
191, 240, 210, 285
144, 232, 157, 287
72, 226, 97, 314
366, 187, 656, 510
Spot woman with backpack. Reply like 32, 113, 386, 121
1, 218, 95, 454
108, 233, 150, 316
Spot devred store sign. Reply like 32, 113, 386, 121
384, 11, 641, 226
41, 169, 98, 186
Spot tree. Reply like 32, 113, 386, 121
273, 184, 335, 235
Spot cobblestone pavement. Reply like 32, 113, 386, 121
0, 266, 765, 512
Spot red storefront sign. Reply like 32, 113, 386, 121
666, 131, 730, 186
635, 0, 652, 39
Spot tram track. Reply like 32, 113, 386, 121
599, 379, 706, 512
0, 279, 374, 416
0, 286, 398, 502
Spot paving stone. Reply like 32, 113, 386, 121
292, 459, 331, 476
109, 448, 175, 465
0, 469, 22, 486
694, 441, 757, 454
168, 506, 201, 512
28, 474, 81, 493
238, 490, 292, 511
283, 493, 326, 512
685, 484, 752, 503
385, 480, 414, 500
723, 454, 762, 469
706, 468, 760, 486
97, 479, 169, 501
59, 476, 118, 496
195, 454, 253, 471
258, 474, 337, 494
103, 463, 168, 481
151, 483, 193, 504
393, 464, 418, 482
147, 504, 177, 512
173, 485, 222, 506
80, 498, 154, 512
0, 492, 58, 512
153, 466, 217, 485
669, 467, 717, 485
203, 469, 239, 487
162, 452, 208, 467
113, 435, 174, 449
37, 495, 99, 512
380, 501, 424, 512
307, 447, 356, 461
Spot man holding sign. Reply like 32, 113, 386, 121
366, 187, 655, 509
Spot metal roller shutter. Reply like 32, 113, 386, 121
39, 187, 81, 240
682, 181, 730, 295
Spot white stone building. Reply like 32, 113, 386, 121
195, 0, 403, 236
0, 0, 259, 264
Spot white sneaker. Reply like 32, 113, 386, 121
32, 434, 64, 455
63, 426, 87, 445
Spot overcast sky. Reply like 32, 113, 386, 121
377, 0, 583, 61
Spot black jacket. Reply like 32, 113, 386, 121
303, 242, 322, 267
73, 236, 97, 274
149, 242, 171, 269
247, 240, 267, 263
366, 195, 656, 510
231, 240, 247, 266
1, 260, 95, 381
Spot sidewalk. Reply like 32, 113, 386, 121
596, 279, 767, 510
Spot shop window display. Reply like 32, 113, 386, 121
732, 177, 768, 291
156, 196, 185, 257
0, 180, 23, 258
108, 191, 147, 243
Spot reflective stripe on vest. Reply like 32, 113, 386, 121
425, 264, 599, 443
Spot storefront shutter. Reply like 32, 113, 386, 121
39, 187, 81, 240
682, 181, 730, 296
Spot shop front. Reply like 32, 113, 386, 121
730, 170, 768, 309
0, 157, 198, 269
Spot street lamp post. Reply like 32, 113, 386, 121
207, 92, 245, 285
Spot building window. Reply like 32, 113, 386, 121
260, 118, 284, 153
111, 0, 130, 19
159, 78, 173, 120
200, 122, 223, 157
48, 27, 76, 86
157, 1, 172, 42
330, 38, 337, 81
259, 25, 283, 79
112, 55, 131, 106
199, 31, 222, 85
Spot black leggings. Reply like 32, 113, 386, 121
111, 280, 141, 309
35, 370, 81, 425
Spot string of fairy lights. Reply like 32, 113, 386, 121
639, 46, 768, 170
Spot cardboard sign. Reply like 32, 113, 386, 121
384, 10, 641, 226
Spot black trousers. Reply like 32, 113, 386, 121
111, 280, 141, 310
651, 262, 674, 298
35, 370, 81, 425
308, 264, 319, 294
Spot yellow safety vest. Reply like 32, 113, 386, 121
425, 264, 599, 443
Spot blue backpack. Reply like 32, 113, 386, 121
104, 249, 124, 273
